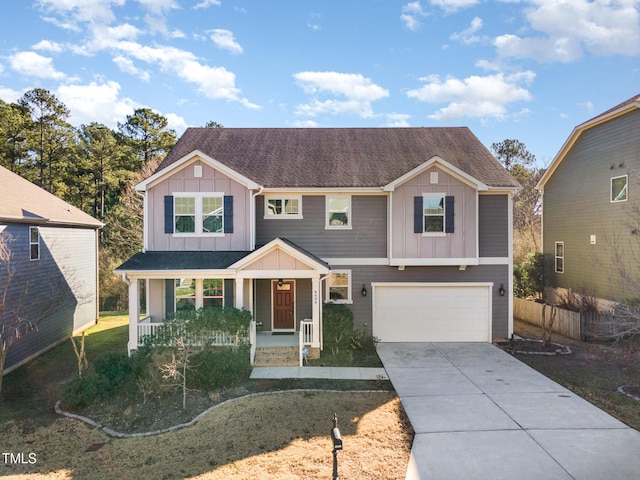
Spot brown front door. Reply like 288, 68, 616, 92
273, 280, 295, 330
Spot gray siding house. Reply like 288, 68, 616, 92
538, 94, 640, 306
0, 166, 102, 374
117, 128, 519, 357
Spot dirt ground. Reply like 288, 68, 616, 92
508, 319, 640, 430
1, 391, 413, 480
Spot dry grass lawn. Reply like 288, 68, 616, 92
1, 391, 412, 480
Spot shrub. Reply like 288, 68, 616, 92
323, 303, 355, 355
514, 252, 545, 299
61, 372, 111, 408
190, 346, 251, 391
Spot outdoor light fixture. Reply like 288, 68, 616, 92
361, 284, 367, 297
331, 413, 342, 480
499, 284, 506, 296
278, 278, 284, 287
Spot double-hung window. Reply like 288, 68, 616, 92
555, 242, 564, 273
265, 196, 302, 219
29, 226, 40, 261
414, 194, 454, 235
326, 195, 351, 229
173, 193, 225, 235
327, 270, 352, 303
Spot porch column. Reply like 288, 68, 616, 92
128, 278, 140, 355
312, 276, 321, 348
234, 278, 244, 310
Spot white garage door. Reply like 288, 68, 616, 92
372, 283, 492, 342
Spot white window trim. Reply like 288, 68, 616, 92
29, 226, 40, 261
611, 174, 628, 203
325, 195, 352, 230
422, 192, 447, 237
173, 192, 225, 237
326, 270, 352, 304
263, 195, 303, 219
555, 241, 564, 274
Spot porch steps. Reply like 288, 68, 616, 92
253, 346, 299, 367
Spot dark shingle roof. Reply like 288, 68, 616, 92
157, 128, 519, 189
116, 251, 251, 272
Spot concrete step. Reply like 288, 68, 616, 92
254, 346, 299, 367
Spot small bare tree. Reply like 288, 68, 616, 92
70, 332, 88, 378
541, 303, 557, 347
160, 337, 193, 410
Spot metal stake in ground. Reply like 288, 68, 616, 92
331, 413, 342, 480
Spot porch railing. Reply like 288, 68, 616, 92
249, 320, 257, 366
299, 318, 314, 366
137, 317, 248, 348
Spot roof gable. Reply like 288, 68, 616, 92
538, 94, 640, 189
383, 156, 490, 191
0, 166, 102, 228
156, 128, 519, 190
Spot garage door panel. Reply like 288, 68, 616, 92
373, 284, 491, 343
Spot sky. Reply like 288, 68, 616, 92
0, 0, 639, 168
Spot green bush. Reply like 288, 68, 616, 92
323, 303, 355, 355
61, 372, 111, 408
514, 252, 545, 299
190, 346, 251, 390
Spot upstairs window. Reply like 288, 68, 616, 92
265, 196, 302, 219
414, 194, 454, 235
555, 242, 564, 273
611, 175, 628, 203
165, 193, 232, 235
29, 226, 40, 261
326, 195, 351, 229
423, 195, 445, 233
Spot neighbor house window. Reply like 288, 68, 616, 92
29, 226, 40, 261
611, 175, 628, 202
555, 242, 564, 273
265, 196, 302, 218
202, 279, 224, 308
176, 278, 196, 311
174, 193, 225, 235
326, 195, 351, 229
327, 270, 352, 303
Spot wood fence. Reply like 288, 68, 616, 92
514, 297, 629, 340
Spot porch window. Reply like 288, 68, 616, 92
203, 279, 224, 308
327, 270, 352, 303
555, 242, 564, 273
265, 196, 302, 218
326, 195, 351, 229
29, 226, 40, 261
176, 278, 196, 311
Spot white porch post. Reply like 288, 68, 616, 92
234, 277, 244, 309
312, 276, 321, 348
128, 278, 140, 355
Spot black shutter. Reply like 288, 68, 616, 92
165, 279, 175, 316
224, 279, 234, 307
445, 196, 455, 233
223, 195, 234, 233
164, 196, 174, 234
413, 196, 423, 233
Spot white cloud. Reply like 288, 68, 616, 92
165, 112, 189, 135
135, 0, 179, 35
293, 71, 389, 118
112, 55, 151, 82
210, 29, 243, 54
32, 39, 64, 52
401, 2, 428, 31
56, 80, 137, 127
193, 0, 221, 9
431, 0, 479, 12
38, 0, 124, 28
407, 71, 535, 122
0, 87, 23, 103
9, 51, 66, 80
384, 113, 412, 127
450, 16, 483, 45
495, 0, 640, 62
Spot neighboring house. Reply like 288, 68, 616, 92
116, 128, 519, 359
538, 94, 640, 307
0, 166, 102, 374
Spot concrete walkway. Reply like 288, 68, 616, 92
377, 342, 640, 480
250, 366, 388, 380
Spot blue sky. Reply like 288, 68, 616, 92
0, 0, 638, 167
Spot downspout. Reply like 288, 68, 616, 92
319, 273, 329, 351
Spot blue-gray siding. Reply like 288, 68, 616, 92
478, 195, 509, 258
1, 223, 98, 373
255, 195, 387, 257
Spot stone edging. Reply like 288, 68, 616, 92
617, 385, 640, 401
55, 389, 388, 439
512, 339, 572, 356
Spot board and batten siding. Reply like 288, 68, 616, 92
543, 108, 640, 301
255, 194, 387, 258
478, 194, 509, 258
391, 166, 477, 260
1, 224, 98, 373
147, 160, 252, 252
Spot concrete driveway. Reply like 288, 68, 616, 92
377, 342, 640, 480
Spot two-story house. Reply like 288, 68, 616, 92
1, 165, 102, 374
537, 94, 640, 307
117, 128, 519, 358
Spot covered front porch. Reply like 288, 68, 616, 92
117, 238, 331, 366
